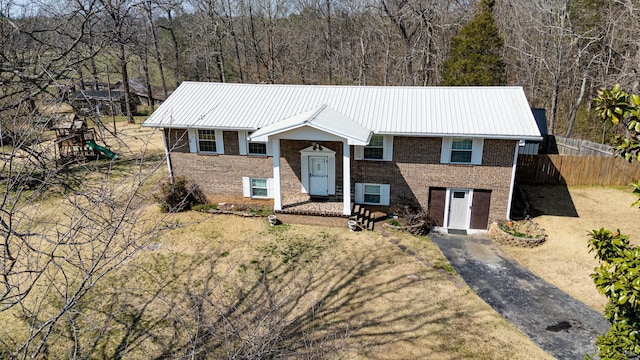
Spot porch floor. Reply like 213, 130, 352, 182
279, 193, 348, 217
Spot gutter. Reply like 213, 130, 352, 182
376, 131, 543, 142
142, 124, 542, 142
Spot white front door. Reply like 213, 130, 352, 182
309, 156, 328, 196
448, 189, 470, 229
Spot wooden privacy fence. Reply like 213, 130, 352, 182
553, 136, 614, 156
516, 154, 640, 186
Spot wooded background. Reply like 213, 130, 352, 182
1, 0, 639, 142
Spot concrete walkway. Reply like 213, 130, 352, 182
430, 233, 609, 360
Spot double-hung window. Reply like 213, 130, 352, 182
197, 130, 217, 153
364, 184, 382, 204
251, 178, 268, 197
242, 177, 273, 198
188, 129, 224, 154
364, 135, 384, 160
440, 138, 484, 165
248, 136, 268, 155
239, 131, 269, 156
450, 139, 473, 163
354, 183, 390, 205
355, 135, 393, 161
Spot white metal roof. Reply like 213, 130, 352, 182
249, 104, 372, 145
143, 82, 542, 140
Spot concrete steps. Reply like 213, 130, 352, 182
350, 204, 386, 231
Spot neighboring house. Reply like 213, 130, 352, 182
70, 88, 128, 116
70, 79, 164, 116
112, 78, 165, 107
143, 82, 541, 233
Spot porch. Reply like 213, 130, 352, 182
277, 193, 388, 231
250, 104, 372, 217
278, 193, 347, 217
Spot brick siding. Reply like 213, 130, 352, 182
164, 128, 190, 153
352, 137, 516, 225
223, 131, 240, 155
280, 140, 343, 196
164, 130, 516, 224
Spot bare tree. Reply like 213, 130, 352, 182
98, 0, 143, 123
0, 2, 175, 357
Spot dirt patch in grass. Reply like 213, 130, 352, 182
502, 185, 640, 311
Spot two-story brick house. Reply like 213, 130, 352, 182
143, 82, 541, 233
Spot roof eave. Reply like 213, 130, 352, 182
250, 122, 371, 145
376, 131, 542, 141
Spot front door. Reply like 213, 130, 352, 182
448, 189, 470, 229
309, 156, 329, 196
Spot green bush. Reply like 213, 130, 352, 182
154, 177, 206, 213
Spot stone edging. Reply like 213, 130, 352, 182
489, 222, 546, 248
198, 209, 269, 218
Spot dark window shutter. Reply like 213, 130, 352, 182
470, 189, 492, 229
429, 187, 446, 227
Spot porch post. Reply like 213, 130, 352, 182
273, 138, 282, 211
342, 141, 351, 215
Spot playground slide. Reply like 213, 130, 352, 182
86, 140, 119, 160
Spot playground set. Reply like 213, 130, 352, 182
52, 116, 118, 162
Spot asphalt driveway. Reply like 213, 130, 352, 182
430, 233, 610, 360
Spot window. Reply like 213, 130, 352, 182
197, 129, 217, 153
364, 184, 381, 203
243, 177, 273, 198
239, 131, 269, 156
450, 139, 473, 163
364, 135, 384, 160
248, 142, 267, 155
355, 135, 393, 161
440, 138, 483, 165
188, 129, 224, 154
251, 178, 268, 197
354, 183, 390, 205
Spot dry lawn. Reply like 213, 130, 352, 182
2, 121, 554, 358
96, 122, 552, 358
104, 212, 553, 359
502, 185, 640, 311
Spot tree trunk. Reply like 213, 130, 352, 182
119, 43, 134, 124
359, 36, 367, 85
384, 27, 391, 86
549, 74, 559, 136
148, 2, 167, 98
565, 76, 587, 138
248, 5, 263, 81
405, 48, 414, 86
141, 42, 155, 111
77, 66, 86, 91
224, 0, 245, 82
90, 52, 100, 91
216, 47, 226, 83
325, 0, 333, 84
165, 9, 181, 89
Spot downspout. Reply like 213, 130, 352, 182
506, 141, 520, 221
162, 129, 174, 182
